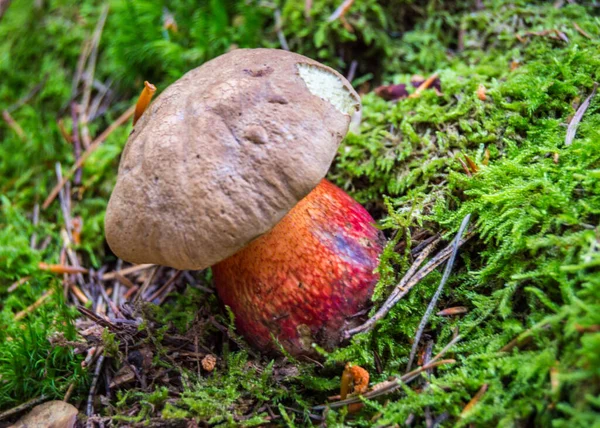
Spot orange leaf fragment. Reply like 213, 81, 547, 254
464, 154, 479, 173
133, 81, 157, 126
477, 84, 487, 101
436, 306, 468, 316
39, 262, 88, 275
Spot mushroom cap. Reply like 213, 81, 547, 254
104, 48, 360, 270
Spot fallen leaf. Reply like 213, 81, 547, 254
374, 83, 409, 101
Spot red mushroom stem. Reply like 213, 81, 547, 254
212, 179, 385, 356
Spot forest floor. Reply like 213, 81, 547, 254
1, 1, 599, 426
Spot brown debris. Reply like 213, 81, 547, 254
575, 324, 600, 333
201, 354, 217, 372
110, 364, 136, 389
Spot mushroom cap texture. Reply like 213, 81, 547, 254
105, 48, 360, 270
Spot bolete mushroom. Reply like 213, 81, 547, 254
105, 48, 384, 356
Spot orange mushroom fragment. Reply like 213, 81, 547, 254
340, 363, 370, 413
133, 81, 157, 126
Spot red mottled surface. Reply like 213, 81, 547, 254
213, 179, 385, 356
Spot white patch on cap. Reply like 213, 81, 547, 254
297, 63, 359, 116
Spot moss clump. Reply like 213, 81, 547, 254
1, 0, 599, 426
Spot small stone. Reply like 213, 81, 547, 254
10, 400, 78, 428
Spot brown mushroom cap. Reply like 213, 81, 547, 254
105, 48, 360, 270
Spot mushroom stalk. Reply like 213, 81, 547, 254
213, 179, 384, 356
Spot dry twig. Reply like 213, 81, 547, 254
2, 109, 26, 140
327, 0, 355, 22
14, 289, 55, 321
101, 264, 155, 281
80, 4, 109, 148
71, 103, 83, 184
134, 266, 159, 303
6, 75, 48, 113
274, 9, 289, 51
42, 105, 135, 209
406, 214, 471, 371
460, 383, 489, 417
0, 0, 13, 23
573, 22, 593, 39
345, 232, 472, 339
8, 276, 31, 293
148, 270, 182, 303
87, 355, 105, 418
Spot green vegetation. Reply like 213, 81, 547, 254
1, 0, 599, 426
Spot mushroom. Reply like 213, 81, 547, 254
105, 48, 385, 356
